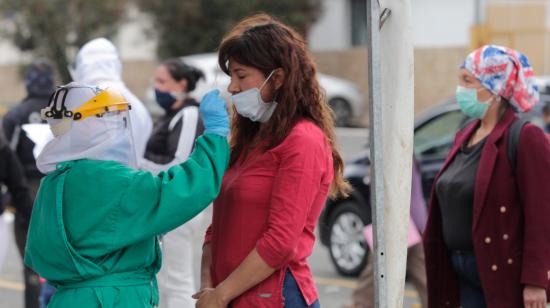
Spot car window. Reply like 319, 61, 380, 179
414, 110, 467, 158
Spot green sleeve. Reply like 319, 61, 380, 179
113, 134, 229, 248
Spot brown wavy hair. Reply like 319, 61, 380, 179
218, 14, 350, 199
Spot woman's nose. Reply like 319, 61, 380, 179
228, 80, 240, 95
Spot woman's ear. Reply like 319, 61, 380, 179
272, 69, 285, 90
178, 79, 188, 93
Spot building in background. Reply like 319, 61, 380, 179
482, 1, 550, 75
308, 0, 478, 115
308, 0, 476, 50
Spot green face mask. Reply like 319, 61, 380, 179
456, 86, 493, 119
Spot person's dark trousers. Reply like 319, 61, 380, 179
282, 270, 320, 308
450, 251, 487, 308
39, 282, 56, 308
14, 213, 40, 308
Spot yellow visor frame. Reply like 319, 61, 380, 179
72, 88, 131, 121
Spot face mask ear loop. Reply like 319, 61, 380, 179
479, 88, 496, 105
259, 70, 277, 91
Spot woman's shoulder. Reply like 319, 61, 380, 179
275, 119, 329, 152
289, 119, 326, 139
519, 122, 550, 147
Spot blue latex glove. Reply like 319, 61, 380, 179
200, 90, 230, 137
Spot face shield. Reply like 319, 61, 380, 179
37, 83, 138, 173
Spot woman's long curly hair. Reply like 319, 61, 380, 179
218, 14, 350, 199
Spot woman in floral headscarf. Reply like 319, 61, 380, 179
423, 45, 550, 308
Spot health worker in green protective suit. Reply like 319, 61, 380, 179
23, 83, 230, 308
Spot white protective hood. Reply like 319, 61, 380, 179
72, 38, 153, 158
36, 84, 135, 174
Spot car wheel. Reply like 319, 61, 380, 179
329, 98, 352, 127
327, 201, 369, 277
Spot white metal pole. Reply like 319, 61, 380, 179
368, 0, 414, 307
367, 1, 386, 307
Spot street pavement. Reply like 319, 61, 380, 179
0, 127, 422, 307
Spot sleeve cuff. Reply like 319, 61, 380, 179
521, 260, 550, 288
256, 241, 292, 269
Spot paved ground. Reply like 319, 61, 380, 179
0, 215, 421, 307
0, 127, 422, 307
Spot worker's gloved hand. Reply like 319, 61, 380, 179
200, 90, 230, 137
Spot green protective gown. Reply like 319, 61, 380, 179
24, 134, 229, 308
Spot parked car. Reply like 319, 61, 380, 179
319, 94, 547, 277
145, 53, 366, 126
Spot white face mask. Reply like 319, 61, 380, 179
231, 70, 278, 123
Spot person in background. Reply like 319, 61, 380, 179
70, 37, 153, 158
2, 59, 55, 308
141, 59, 205, 173
0, 125, 33, 274
423, 45, 550, 308
194, 14, 350, 308
343, 159, 428, 308
140, 59, 205, 308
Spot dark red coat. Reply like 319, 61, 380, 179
423, 108, 550, 308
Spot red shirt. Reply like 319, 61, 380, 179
204, 120, 334, 307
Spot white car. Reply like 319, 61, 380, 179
147, 53, 366, 127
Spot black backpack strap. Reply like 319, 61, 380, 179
508, 118, 529, 172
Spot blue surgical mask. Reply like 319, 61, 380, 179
231, 70, 278, 123
155, 89, 177, 111
456, 86, 493, 119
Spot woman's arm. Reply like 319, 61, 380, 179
200, 243, 214, 290
193, 224, 215, 298
218, 248, 276, 298
218, 249, 276, 298
196, 249, 275, 307
517, 125, 550, 288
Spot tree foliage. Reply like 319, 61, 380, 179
0, 0, 323, 81
0, 0, 128, 82
136, 0, 323, 59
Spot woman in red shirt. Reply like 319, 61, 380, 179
193, 14, 350, 308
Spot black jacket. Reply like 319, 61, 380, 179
2, 94, 50, 179
145, 99, 204, 164
0, 127, 33, 222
